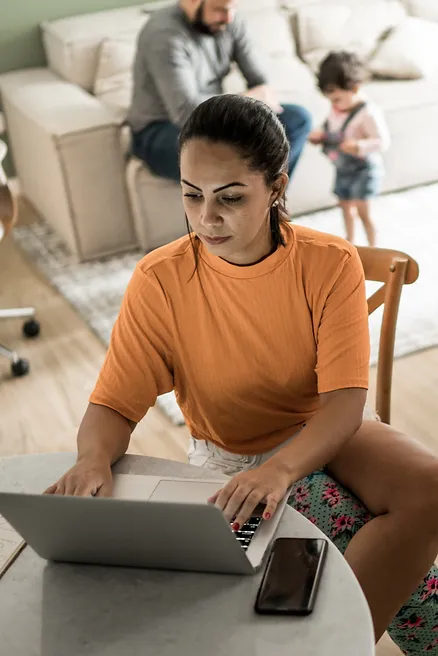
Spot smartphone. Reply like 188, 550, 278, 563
254, 537, 328, 616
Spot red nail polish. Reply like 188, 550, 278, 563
232, 522, 240, 531
264, 512, 271, 520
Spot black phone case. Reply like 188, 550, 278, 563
254, 537, 328, 616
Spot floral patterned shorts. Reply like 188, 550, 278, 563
288, 470, 438, 654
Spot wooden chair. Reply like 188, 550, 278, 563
357, 246, 419, 425
0, 144, 40, 376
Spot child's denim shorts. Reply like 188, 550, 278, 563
335, 166, 383, 200
334, 154, 384, 201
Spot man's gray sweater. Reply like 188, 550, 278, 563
127, 3, 268, 132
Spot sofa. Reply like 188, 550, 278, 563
1, 0, 438, 260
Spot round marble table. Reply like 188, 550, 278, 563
0, 453, 374, 656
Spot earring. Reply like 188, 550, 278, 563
272, 200, 279, 207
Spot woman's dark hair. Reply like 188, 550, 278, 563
317, 51, 367, 93
179, 94, 290, 267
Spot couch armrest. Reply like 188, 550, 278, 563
0, 68, 136, 260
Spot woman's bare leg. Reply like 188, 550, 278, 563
327, 420, 438, 642
340, 200, 356, 242
356, 199, 376, 247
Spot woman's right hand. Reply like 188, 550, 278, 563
44, 458, 113, 497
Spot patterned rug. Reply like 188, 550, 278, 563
14, 183, 438, 425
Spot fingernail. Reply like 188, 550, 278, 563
264, 512, 271, 520
232, 522, 240, 531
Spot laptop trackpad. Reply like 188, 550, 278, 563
149, 480, 223, 504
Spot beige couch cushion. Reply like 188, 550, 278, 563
369, 17, 438, 79
404, 0, 438, 22
242, 4, 297, 58
223, 6, 315, 99
41, 5, 147, 91
93, 26, 147, 122
366, 77, 438, 112
295, 1, 406, 72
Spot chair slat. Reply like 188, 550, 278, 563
357, 247, 419, 425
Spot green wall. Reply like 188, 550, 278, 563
0, 0, 146, 75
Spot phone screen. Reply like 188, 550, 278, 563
255, 537, 328, 615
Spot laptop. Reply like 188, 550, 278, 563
0, 474, 289, 575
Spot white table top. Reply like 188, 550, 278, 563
0, 453, 374, 656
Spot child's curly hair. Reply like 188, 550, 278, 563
317, 51, 368, 92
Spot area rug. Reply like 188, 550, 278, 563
13, 183, 438, 425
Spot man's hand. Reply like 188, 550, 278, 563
208, 460, 291, 530
308, 129, 325, 145
243, 85, 283, 114
44, 458, 113, 497
340, 139, 360, 156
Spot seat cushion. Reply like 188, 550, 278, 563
365, 77, 438, 112
223, 56, 316, 99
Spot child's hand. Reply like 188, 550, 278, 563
340, 140, 360, 156
308, 130, 325, 145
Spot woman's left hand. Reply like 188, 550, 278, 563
208, 461, 292, 530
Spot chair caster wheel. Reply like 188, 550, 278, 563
23, 319, 40, 338
11, 359, 30, 377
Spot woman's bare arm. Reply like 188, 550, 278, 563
77, 403, 135, 467
45, 403, 136, 496
268, 387, 367, 483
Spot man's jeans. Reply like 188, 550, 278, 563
131, 104, 312, 182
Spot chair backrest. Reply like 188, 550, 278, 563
0, 183, 17, 242
356, 246, 419, 425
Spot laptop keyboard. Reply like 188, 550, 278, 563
233, 516, 262, 551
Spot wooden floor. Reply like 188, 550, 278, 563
1, 200, 437, 656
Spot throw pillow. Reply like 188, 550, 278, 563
93, 23, 147, 121
369, 16, 438, 79
404, 0, 438, 23
296, 1, 406, 72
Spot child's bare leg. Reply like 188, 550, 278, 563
356, 199, 376, 247
339, 200, 356, 242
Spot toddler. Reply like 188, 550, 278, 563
308, 51, 390, 246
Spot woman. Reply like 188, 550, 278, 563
47, 95, 438, 653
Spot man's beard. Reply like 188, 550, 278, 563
192, 1, 226, 35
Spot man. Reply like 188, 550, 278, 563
128, 0, 311, 182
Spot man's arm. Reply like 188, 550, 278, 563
145, 31, 213, 128
232, 15, 269, 89
357, 107, 391, 156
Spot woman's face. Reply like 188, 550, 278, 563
180, 139, 286, 265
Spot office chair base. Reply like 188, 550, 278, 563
22, 318, 40, 338
11, 358, 30, 377
0, 307, 35, 320
0, 310, 39, 377
0, 344, 30, 376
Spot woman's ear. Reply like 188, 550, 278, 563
270, 173, 289, 205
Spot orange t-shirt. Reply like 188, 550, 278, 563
90, 224, 370, 454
